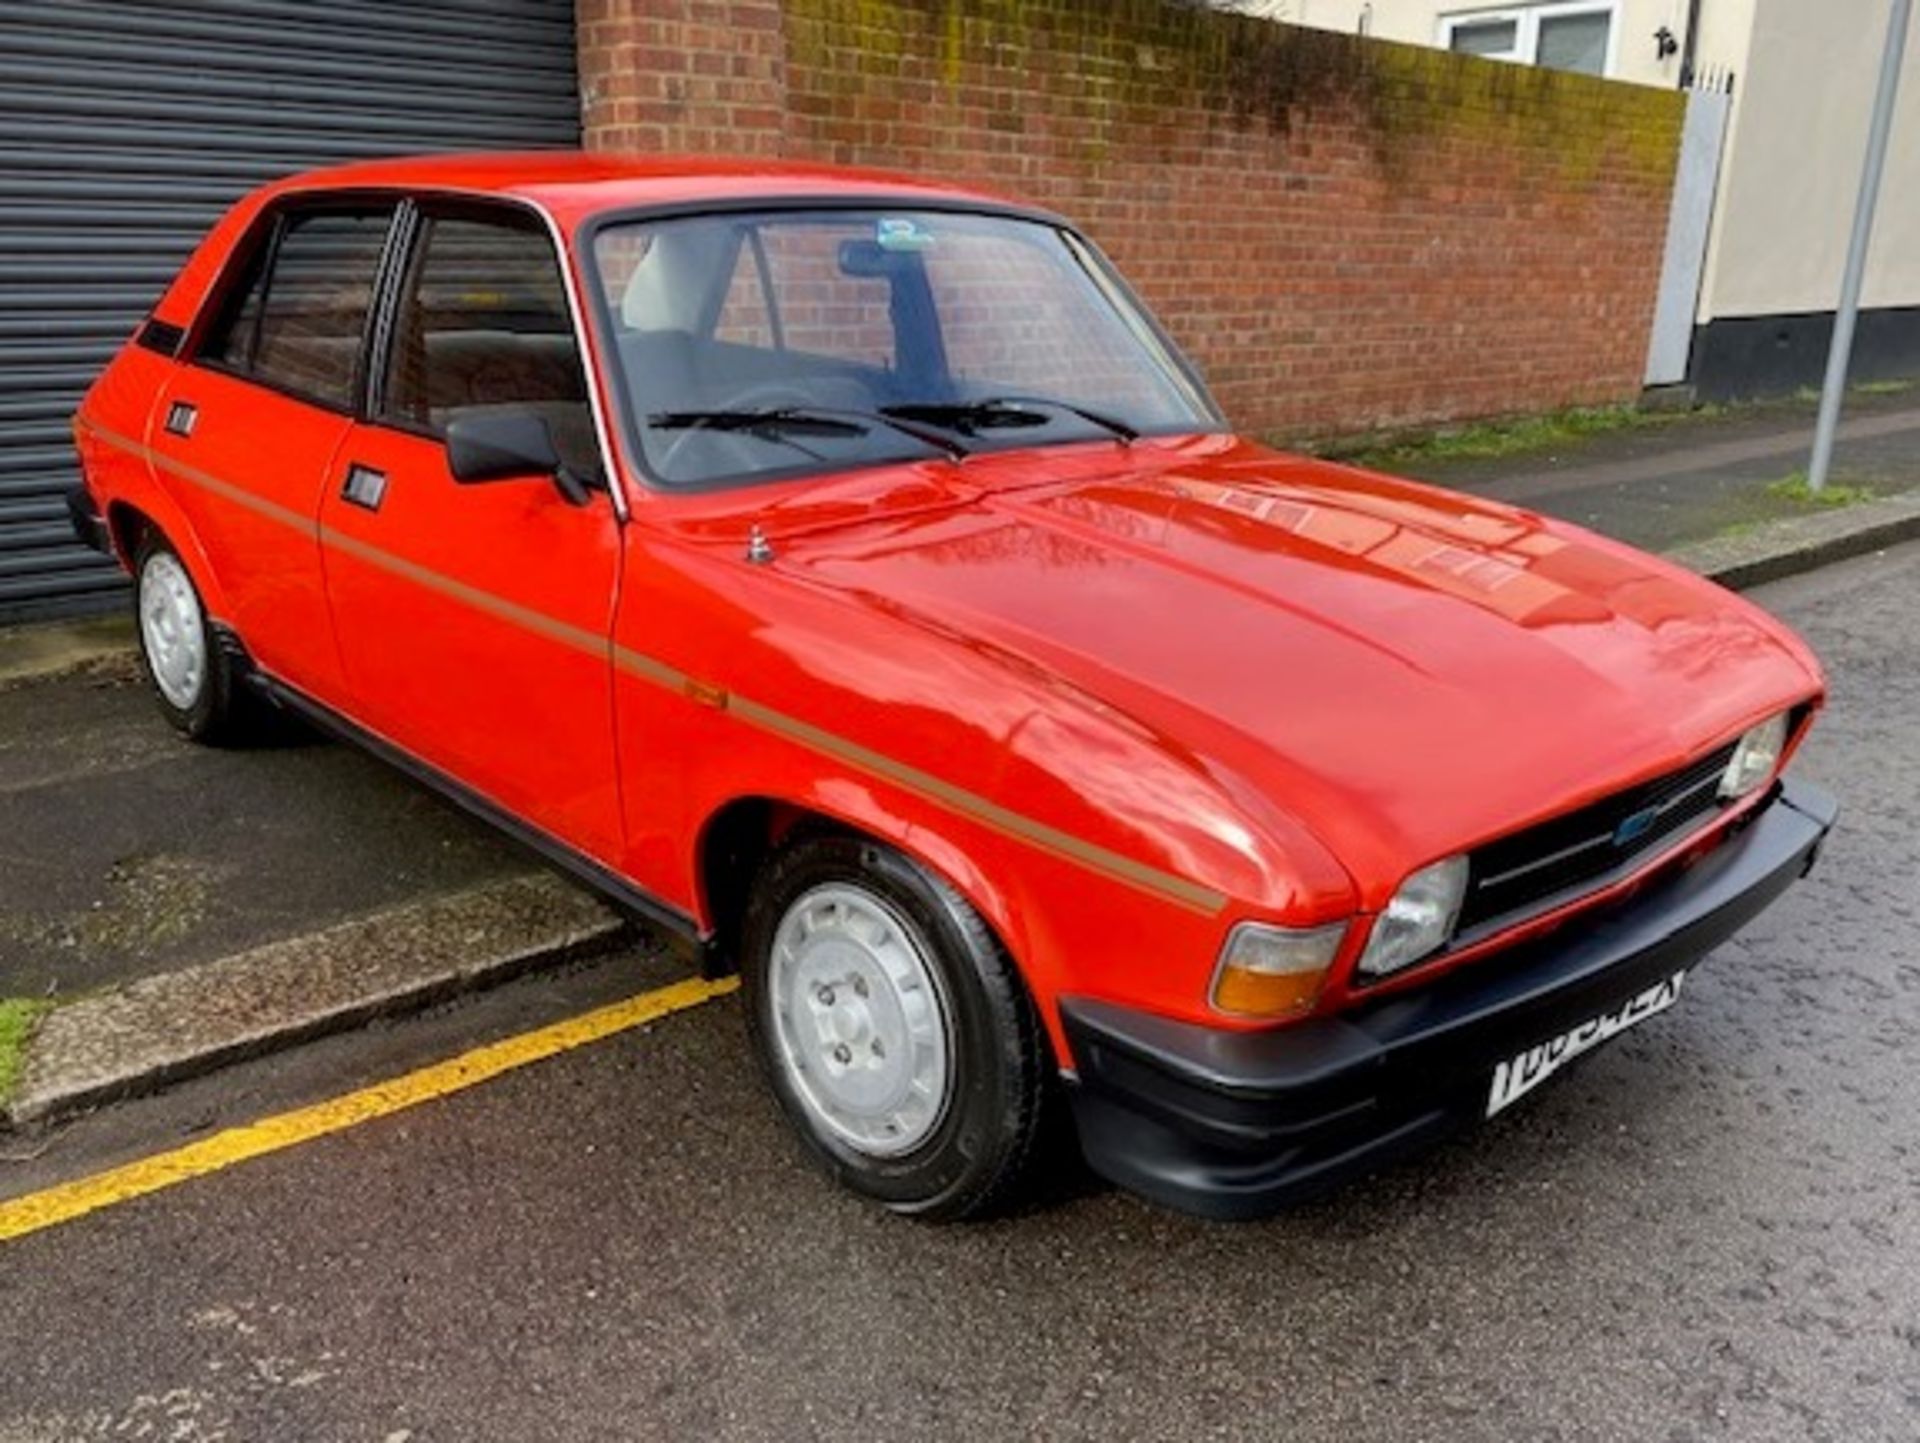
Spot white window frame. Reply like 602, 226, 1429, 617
1438, 1, 1621, 78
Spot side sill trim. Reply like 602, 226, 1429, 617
247, 667, 709, 966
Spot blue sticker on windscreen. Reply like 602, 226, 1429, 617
876, 218, 935, 251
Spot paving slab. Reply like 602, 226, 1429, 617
6, 872, 625, 1127
1670, 490, 1920, 591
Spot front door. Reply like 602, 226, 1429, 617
319, 200, 624, 862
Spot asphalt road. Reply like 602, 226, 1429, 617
3, 545, 1917, 1442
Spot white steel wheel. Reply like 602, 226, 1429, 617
767, 882, 954, 1158
139, 549, 206, 711
743, 835, 1050, 1219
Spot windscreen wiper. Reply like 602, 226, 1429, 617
882, 397, 1139, 444
647, 407, 969, 461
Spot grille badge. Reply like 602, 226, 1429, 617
1612, 805, 1661, 848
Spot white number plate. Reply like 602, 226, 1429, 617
1486, 971, 1687, 1119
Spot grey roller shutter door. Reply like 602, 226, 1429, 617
0, 0, 581, 619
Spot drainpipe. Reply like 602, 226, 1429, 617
1679, 0, 1703, 87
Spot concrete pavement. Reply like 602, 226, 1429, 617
1389, 390, 1920, 557
7, 873, 623, 1126
0, 543, 1913, 1442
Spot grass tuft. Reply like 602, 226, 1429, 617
1766, 472, 1879, 509
1320, 373, 1917, 475
0, 998, 51, 1109
1319, 402, 1719, 472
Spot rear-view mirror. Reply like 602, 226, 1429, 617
838, 239, 915, 278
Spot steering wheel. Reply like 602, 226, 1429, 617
655, 384, 824, 478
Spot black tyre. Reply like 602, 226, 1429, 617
740, 833, 1049, 1220
132, 533, 254, 745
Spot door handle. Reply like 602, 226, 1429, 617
341, 464, 388, 512
163, 401, 197, 438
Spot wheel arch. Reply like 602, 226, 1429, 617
691, 789, 1032, 990
104, 496, 235, 620
106, 499, 156, 568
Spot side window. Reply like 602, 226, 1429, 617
381, 210, 595, 476
198, 235, 270, 372
199, 207, 394, 409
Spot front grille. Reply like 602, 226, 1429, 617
1456, 741, 1741, 935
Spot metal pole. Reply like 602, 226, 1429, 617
1809, 0, 1913, 493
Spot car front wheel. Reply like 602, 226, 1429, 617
741, 834, 1049, 1220
134, 535, 253, 744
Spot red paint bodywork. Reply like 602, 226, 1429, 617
76, 155, 1825, 1067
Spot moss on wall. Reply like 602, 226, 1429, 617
783, 0, 1683, 188
711, 0, 1686, 436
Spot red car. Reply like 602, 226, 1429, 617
71, 155, 1835, 1220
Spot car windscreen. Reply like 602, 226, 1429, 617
587, 208, 1220, 488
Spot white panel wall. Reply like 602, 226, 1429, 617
1218, 0, 1753, 88
1698, 0, 1920, 320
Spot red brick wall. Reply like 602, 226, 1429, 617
578, 0, 1684, 442
578, 0, 787, 156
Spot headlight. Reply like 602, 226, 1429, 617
1210, 920, 1348, 1019
1356, 854, 1469, 980
1718, 712, 1790, 799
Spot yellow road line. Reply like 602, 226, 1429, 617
0, 974, 737, 1247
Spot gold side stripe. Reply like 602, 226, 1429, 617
80, 417, 313, 535
77, 416, 1227, 916
725, 695, 1227, 914
319, 525, 611, 663
612, 644, 693, 694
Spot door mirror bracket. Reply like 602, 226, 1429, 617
445, 411, 596, 507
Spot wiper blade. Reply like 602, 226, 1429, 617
795, 406, 971, 460
646, 407, 968, 461
647, 408, 868, 438
883, 397, 1139, 444
984, 396, 1140, 443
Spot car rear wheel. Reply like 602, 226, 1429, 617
134, 535, 253, 744
741, 834, 1048, 1220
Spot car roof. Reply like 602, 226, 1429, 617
150, 153, 1069, 342
263, 152, 1040, 230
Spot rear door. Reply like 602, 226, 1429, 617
318, 199, 624, 862
153, 202, 398, 700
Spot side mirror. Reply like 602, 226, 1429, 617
445, 411, 592, 506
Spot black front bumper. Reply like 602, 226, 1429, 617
65, 483, 110, 554
1062, 779, 1838, 1221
